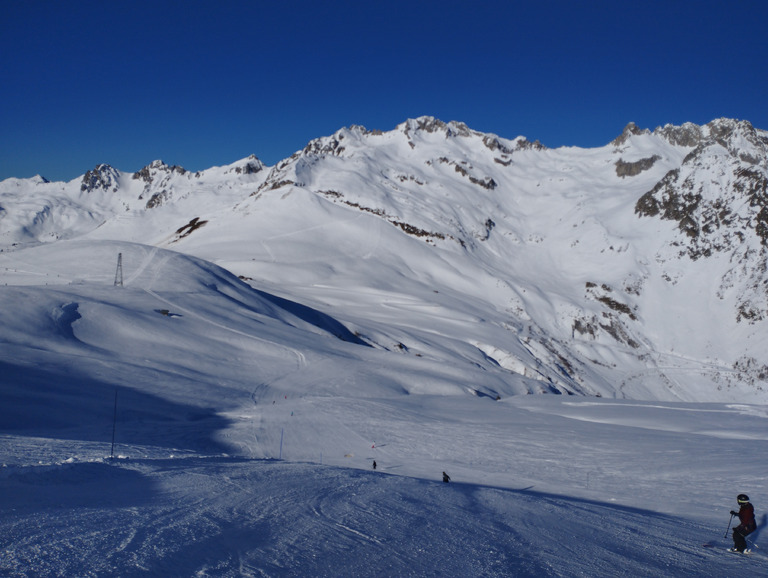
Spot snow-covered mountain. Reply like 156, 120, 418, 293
3, 116, 767, 402
2, 118, 767, 575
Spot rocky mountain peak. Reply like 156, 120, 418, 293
133, 160, 187, 183
653, 122, 703, 147
399, 117, 475, 139
704, 117, 754, 140
636, 119, 768, 262
652, 118, 768, 162
229, 155, 265, 175
132, 160, 188, 209
80, 164, 120, 193
612, 122, 651, 146
704, 118, 768, 163
303, 129, 355, 158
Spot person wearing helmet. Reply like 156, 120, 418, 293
729, 494, 756, 553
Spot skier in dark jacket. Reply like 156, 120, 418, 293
729, 494, 756, 553
442, 471, 451, 483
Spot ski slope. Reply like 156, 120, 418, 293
1, 240, 765, 576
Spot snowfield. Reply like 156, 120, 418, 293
1, 241, 765, 576
1, 118, 767, 575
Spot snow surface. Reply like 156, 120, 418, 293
1, 240, 765, 576
1, 118, 767, 575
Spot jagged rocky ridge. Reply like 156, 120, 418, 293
2, 117, 767, 401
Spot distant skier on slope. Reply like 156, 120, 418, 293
442, 471, 451, 483
729, 494, 756, 553
372, 460, 377, 470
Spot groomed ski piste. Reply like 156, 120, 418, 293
1, 241, 765, 577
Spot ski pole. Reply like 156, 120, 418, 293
745, 535, 760, 550
723, 513, 734, 539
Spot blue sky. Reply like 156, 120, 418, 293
2, 1, 767, 182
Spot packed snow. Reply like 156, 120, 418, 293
1, 118, 767, 575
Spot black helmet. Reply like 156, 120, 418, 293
737, 494, 750, 504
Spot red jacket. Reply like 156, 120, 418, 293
736, 503, 756, 534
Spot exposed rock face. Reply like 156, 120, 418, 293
615, 156, 661, 178
236, 155, 264, 175
653, 122, 703, 147
630, 118, 768, 334
133, 160, 188, 209
81, 164, 120, 193
612, 122, 651, 146
133, 160, 187, 184
635, 119, 768, 256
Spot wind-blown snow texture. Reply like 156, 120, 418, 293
1, 118, 766, 576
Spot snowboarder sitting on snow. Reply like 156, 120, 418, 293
729, 493, 756, 553
442, 471, 451, 483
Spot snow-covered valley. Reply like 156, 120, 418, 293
1, 118, 767, 575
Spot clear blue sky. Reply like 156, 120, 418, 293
2, 1, 767, 182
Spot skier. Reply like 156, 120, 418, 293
372, 460, 377, 470
442, 471, 451, 483
729, 494, 756, 553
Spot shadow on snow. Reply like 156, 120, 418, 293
0, 359, 232, 455
252, 288, 371, 346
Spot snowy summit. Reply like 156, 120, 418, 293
1, 117, 766, 576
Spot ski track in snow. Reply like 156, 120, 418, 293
0, 454, 757, 577
123, 245, 159, 286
